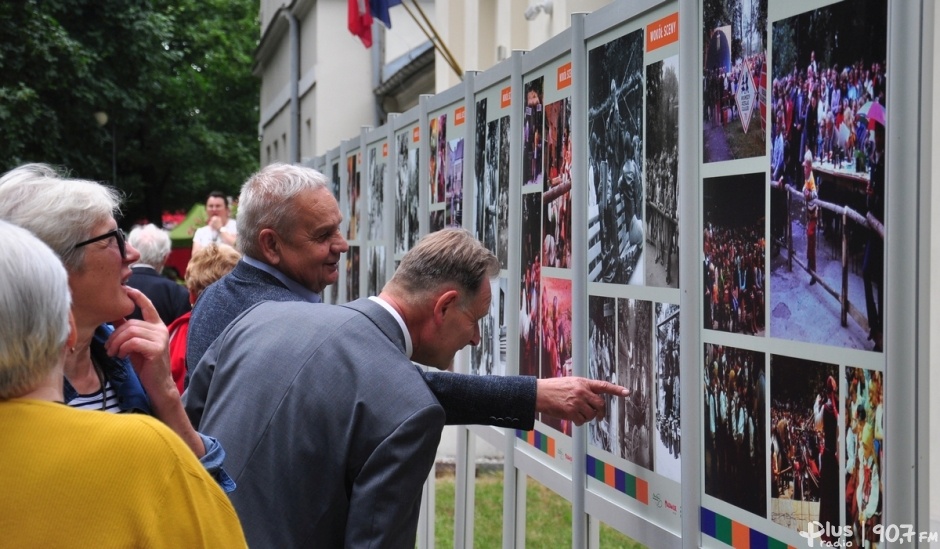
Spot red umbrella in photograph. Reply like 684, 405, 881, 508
857, 100, 887, 127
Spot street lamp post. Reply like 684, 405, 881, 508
94, 111, 117, 185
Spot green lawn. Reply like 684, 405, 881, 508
434, 470, 646, 548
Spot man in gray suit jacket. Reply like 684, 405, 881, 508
186, 229, 518, 547
186, 163, 627, 427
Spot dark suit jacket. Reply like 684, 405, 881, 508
186, 299, 445, 548
126, 265, 190, 325
187, 259, 536, 427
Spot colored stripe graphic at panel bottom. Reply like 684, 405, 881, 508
584, 455, 648, 505
700, 507, 796, 549
516, 429, 555, 457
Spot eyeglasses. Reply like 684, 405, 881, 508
74, 228, 127, 260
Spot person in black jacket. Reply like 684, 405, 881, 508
126, 223, 190, 325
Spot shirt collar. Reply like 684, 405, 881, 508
243, 255, 322, 303
369, 296, 413, 359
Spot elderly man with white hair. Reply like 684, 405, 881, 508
126, 223, 190, 325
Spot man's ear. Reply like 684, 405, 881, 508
432, 289, 460, 325
258, 228, 282, 265
66, 311, 78, 350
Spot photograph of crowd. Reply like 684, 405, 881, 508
645, 55, 679, 288
768, 0, 887, 353
588, 295, 618, 454
394, 132, 419, 255
587, 294, 654, 469
428, 114, 447, 204
654, 302, 680, 482
523, 77, 544, 188
367, 147, 385, 241
588, 28, 644, 286
845, 367, 883, 549
446, 137, 464, 227
346, 154, 361, 241
702, 173, 766, 335
539, 277, 572, 435
345, 245, 360, 302
769, 356, 839, 537
477, 115, 500, 254
616, 298, 653, 469
703, 343, 766, 518
497, 116, 511, 268
542, 97, 572, 269
702, 0, 767, 162
519, 192, 542, 379
474, 99, 489, 242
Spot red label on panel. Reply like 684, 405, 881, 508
412, 127, 420, 142
646, 12, 679, 52
557, 62, 572, 90
382, 143, 388, 157
501, 86, 512, 108
455, 106, 466, 125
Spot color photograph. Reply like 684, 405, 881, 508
345, 245, 359, 302
523, 77, 544, 187
703, 343, 766, 518
519, 192, 542, 379
542, 97, 572, 269
768, 0, 887, 353
702, 172, 766, 336
539, 277, 572, 435
588, 28, 645, 285
497, 116, 511, 268
769, 356, 839, 537
346, 154, 361, 240
702, 0, 767, 162
845, 366, 883, 549
445, 137, 464, 227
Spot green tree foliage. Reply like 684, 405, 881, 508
0, 0, 259, 226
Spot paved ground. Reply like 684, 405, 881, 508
703, 118, 732, 163
769, 216, 874, 351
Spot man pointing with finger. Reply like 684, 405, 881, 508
186, 163, 627, 430
188, 229, 624, 547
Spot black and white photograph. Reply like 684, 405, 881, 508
542, 97, 572, 269
654, 302, 680, 482
346, 154, 361, 241
367, 146, 384, 240
702, 0, 767, 163
394, 132, 419, 255
523, 76, 544, 188
328, 161, 342, 304
445, 137, 463, 227
474, 98, 489, 243
770, 355, 839, 537
703, 343, 766, 518
539, 277, 572, 436
470, 278, 498, 377
345, 245, 360, 302
366, 246, 385, 297
588, 295, 618, 454
518, 192, 542, 379
702, 172, 766, 336
429, 208, 445, 234
615, 298, 653, 469
645, 55, 680, 288
768, 0, 887, 353
497, 115, 511, 268
588, 29, 645, 286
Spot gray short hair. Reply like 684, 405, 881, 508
388, 228, 499, 304
128, 223, 171, 267
236, 163, 330, 259
0, 164, 122, 271
0, 220, 72, 399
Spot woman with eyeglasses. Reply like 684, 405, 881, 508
0, 164, 233, 491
